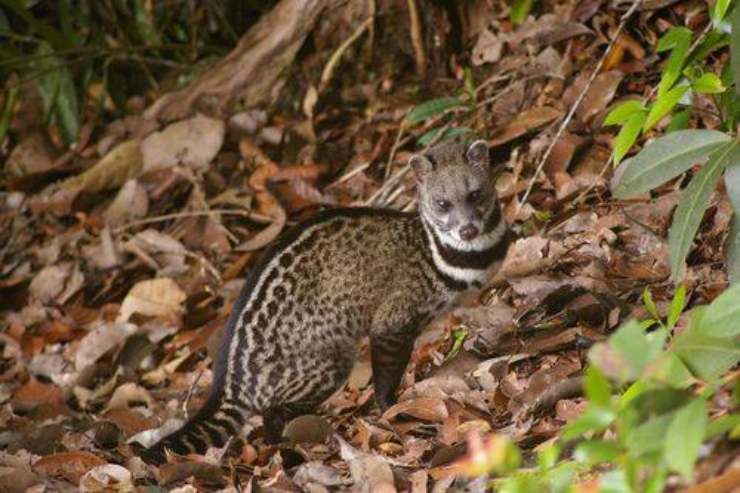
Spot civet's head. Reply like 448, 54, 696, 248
411, 139, 502, 251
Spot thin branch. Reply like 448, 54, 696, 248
518, 0, 643, 212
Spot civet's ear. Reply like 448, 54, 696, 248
410, 154, 434, 182
466, 140, 490, 169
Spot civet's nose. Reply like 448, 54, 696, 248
459, 224, 479, 241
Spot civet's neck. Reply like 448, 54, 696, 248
420, 206, 508, 289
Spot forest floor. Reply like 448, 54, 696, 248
0, 0, 738, 492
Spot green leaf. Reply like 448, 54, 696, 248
536, 442, 559, 469
604, 100, 646, 126
642, 288, 660, 320
417, 126, 472, 146
700, 283, 740, 336
714, 0, 732, 26
666, 108, 692, 132
613, 110, 646, 165
573, 439, 621, 466
652, 352, 694, 388
644, 468, 667, 493
584, 366, 612, 408
0, 87, 17, 145
706, 413, 740, 439
612, 129, 730, 199
667, 284, 686, 329
510, 0, 534, 25
644, 84, 690, 131
627, 411, 674, 456
733, 0, 740, 95
664, 398, 707, 480
692, 73, 726, 94
31, 43, 80, 145
669, 141, 740, 281
562, 404, 616, 440
406, 97, 464, 124
590, 320, 666, 381
657, 27, 692, 96
724, 161, 740, 284
598, 469, 632, 493
673, 306, 740, 381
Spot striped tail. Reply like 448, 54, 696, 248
141, 388, 246, 464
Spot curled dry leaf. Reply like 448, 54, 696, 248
5, 130, 57, 177
236, 139, 287, 251
105, 382, 153, 411
79, 464, 133, 493
103, 179, 149, 228
283, 414, 333, 443
337, 436, 397, 493
117, 278, 186, 323
293, 461, 348, 489
61, 139, 143, 194
75, 322, 139, 373
141, 114, 225, 173
576, 70, 624, 124
34, 451, 106, 483
125, 229, 187, 276
489, 107, 562, 148
28, 262, 83, 305
0, 467, 40, 493
382, 397, 449, 422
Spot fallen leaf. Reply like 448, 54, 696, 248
60, 139, 143, 194
338, 436, 396, 493
103, 179, 148, 228
117, 278, 186, 322
75, 322, 138, 372
141, 114, 225, 173
34, 451, 106, 483
0, 467, 40, 493
382, 397, 449, 422
576, 70, 624, 124
79, 464, 133, 493
12, 378, 65, 413
489, 107, 562, 147
283, 414, 333, 443
5, 131, 57, 177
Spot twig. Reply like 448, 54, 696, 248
113, 209, 272, 234
574, 14, 713, 207
319, 17, 374, 93
182, 370, 204, 420
517, 0, 643, 212
325, 160, 372, 189
384, 120, 408, 180
406, 0, 427, 79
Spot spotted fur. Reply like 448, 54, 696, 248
141, 139, 509, 463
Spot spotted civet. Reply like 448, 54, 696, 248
142, 139, 510, 462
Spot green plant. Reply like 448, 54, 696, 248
462, 285, 740, 492
0, 0, 256, 145
606, 1, 740, 282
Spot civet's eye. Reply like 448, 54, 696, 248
468, 190, 482, 204
436, 199, 451, 212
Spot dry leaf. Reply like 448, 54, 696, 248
117, 278, 186, 322
338, 436, 396, 493
141, 114, 225, 173
79, 464, 134, 492
383, 397, 449, 422
489, 107, 562, 147
104, 179, 149, 228
75, 322, 139, 372
61, 139, 143, 193
34, 451, 106, 483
